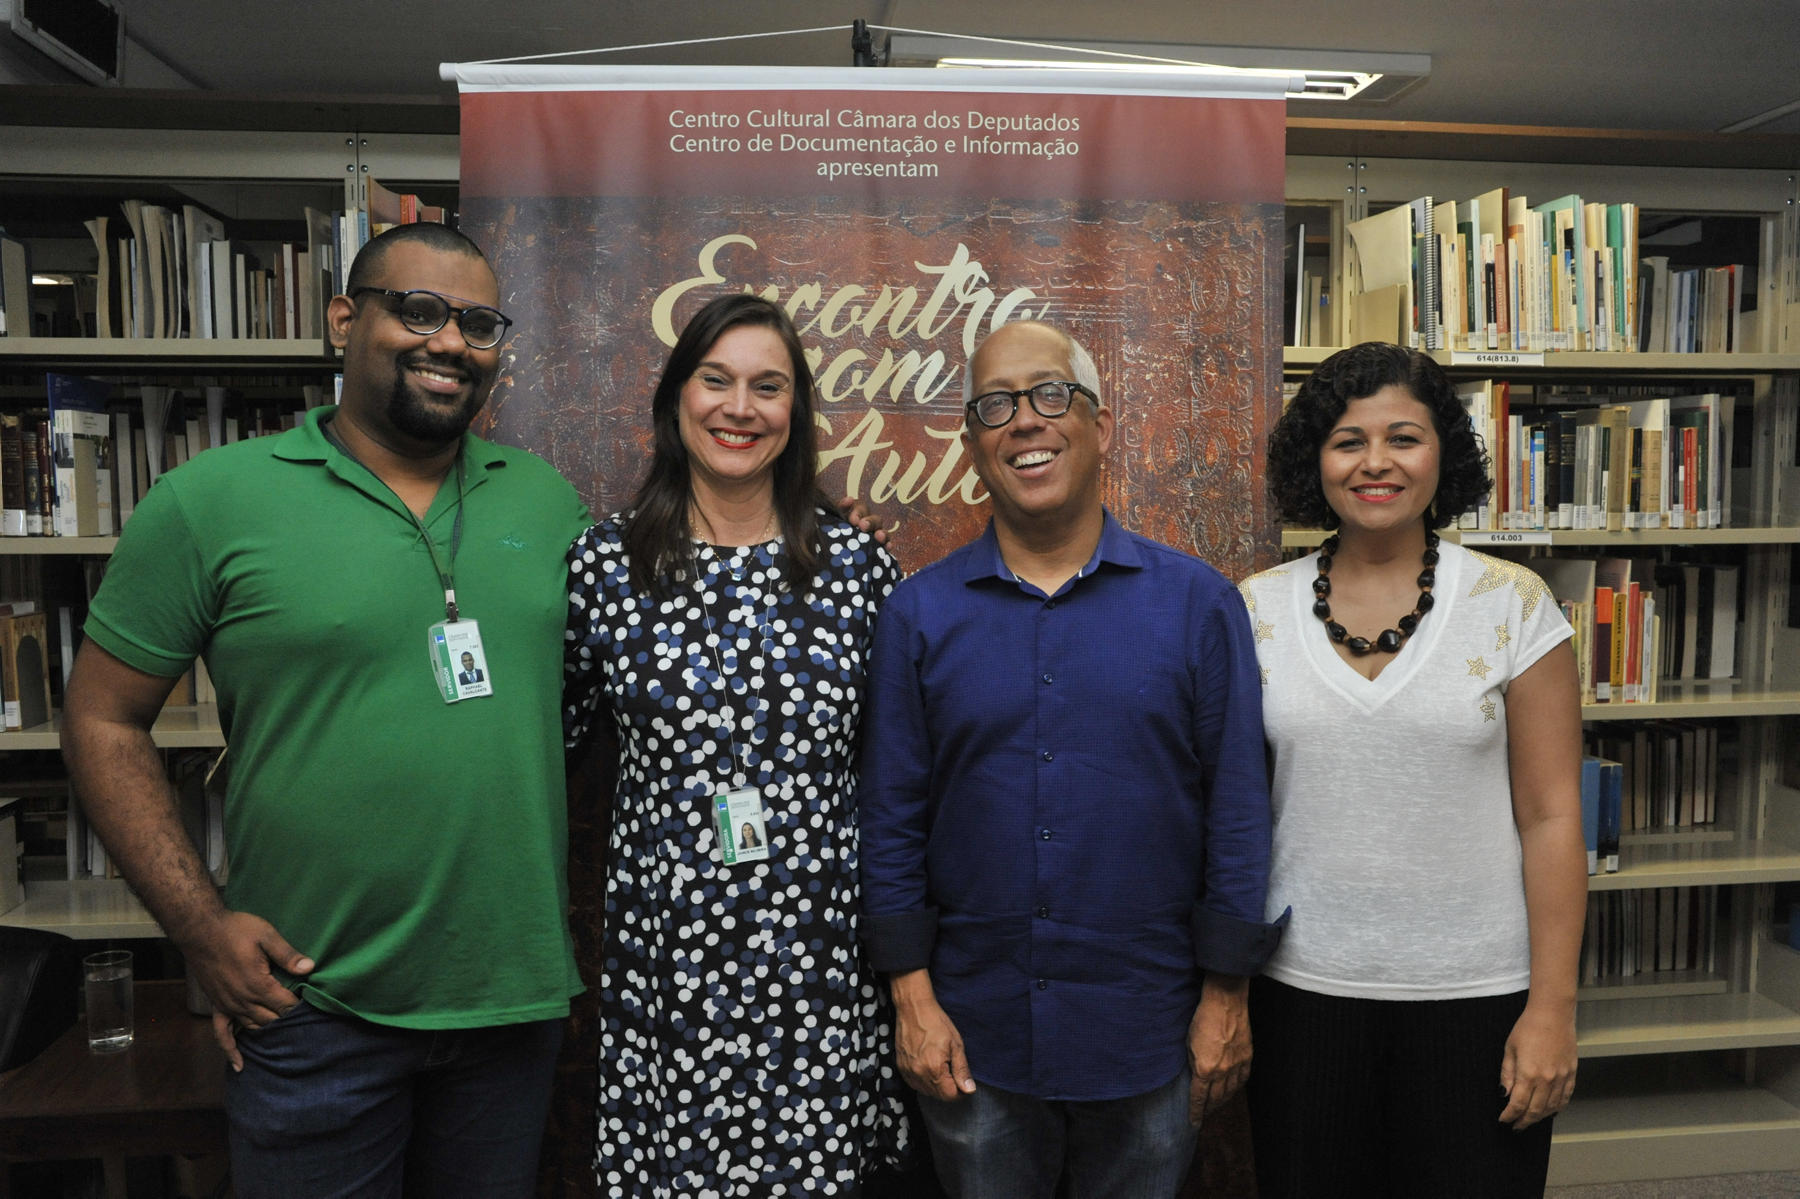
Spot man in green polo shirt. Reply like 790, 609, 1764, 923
61, 223, 584, 1198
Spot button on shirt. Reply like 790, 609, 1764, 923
859, 513, 1284, 1101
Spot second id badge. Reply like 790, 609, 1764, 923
714, 787, 770, 865
429, 618, 494, 703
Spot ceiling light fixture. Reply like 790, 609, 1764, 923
886, 35, 1430, 104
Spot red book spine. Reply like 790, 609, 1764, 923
1593, 585, 1615, 702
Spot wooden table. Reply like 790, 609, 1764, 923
0, 980, 226, 1199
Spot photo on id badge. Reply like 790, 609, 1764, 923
430, 619, 493, 702
716, 787, 770, 865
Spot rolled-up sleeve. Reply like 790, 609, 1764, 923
857, 581, 939, 974
1191, 587, 1288, 975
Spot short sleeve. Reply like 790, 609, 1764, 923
1506, 560, 1574, 681
83, 475, 218, 678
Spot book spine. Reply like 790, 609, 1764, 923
1594, 586, 1615, 702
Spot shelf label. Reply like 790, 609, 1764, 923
1460, 530, 1552, 546
1448, 351, 1546, 367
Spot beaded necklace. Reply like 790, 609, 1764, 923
1311, 529, 1439, 655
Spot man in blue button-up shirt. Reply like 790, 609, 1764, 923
859, 320, 1285, 1197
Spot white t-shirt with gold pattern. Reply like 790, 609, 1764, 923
1238, 542, 1571, 999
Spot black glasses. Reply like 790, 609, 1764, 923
352, 287, 514, 350
965, 380, 1097, 429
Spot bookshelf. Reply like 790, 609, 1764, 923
0, 337, 338, 364
0, 705, 223, 753
1284, 525, 1800, 548
0, 878, 159, 940
0, 99, 457, 940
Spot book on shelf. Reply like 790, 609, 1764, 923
2, 419, 44, 540
1536, 554, 1742, 705
0, 414, 27, 536
1582, 885, 1720, 984
0, 800, 23, 916
84, 216, 123, 339
110, 405, 137, 526
182, 204, 227, 340
1410, 196, 1443, 350
171, 749, 229, 882
0, 232, 31, 338
50, 746, 227, 884
0, 609, 51, 731
138, 384, 176, 485
1534, 194, 1587, 351
1599, 757, 1623, 872
1457, 388, 1736, 533
1588, 722, 1721, 831
45, 372, 116, 538
1580, 755, 1625, 875
1286, 221, 1307, 347
1475, 187, 1511, 351
1653, 562, 1738, 683
1584, 756, 1612, 867
50, 192, 419, 344
1345, 203, 1413, 348
8, 785, 69, 884
365, 177, 448, 232
1337, 181, 1791, 354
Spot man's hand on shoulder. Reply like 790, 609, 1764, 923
1187, 973, 1252, 1127
182, 909, 314, 1070
890, 968, 976, 1102
836, 494, 891, 545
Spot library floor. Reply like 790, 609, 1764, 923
1549, 1171, 1800, 1197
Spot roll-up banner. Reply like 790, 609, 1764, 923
451, 64, 1287, 576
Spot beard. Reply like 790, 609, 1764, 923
384, 354, 490, 445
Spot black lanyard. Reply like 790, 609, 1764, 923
324, 417, 466, 622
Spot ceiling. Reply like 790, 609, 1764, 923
69, 0, 1800, 136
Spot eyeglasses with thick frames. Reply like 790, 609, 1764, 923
965, 380, 1098, 429
351, 287, 514, 350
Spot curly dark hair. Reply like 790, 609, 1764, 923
1266, 342, 1491, 529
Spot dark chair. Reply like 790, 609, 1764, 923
0, 926, 79, 1071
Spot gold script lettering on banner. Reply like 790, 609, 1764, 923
650, 235, 1049, 516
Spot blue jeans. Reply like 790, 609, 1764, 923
917, 1072, 1196, 1199
224, 1000, 563, 1199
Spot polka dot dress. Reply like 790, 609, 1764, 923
564, 513, 911, 1196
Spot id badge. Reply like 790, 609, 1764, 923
429, 618, 494, 703
714, 787, 770, 865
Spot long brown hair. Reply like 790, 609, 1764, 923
622, 294, 830, 599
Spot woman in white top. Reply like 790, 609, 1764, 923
1240, 342, 1586, 1198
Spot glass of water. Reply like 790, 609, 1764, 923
82, 949, 134, 1054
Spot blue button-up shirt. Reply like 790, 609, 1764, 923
859, 513, 1284, 1101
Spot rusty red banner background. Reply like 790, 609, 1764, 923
460, 76, 1284, 578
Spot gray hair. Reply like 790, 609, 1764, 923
961, 322, 1105, 413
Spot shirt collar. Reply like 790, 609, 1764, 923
273, 405, 507, 479
960, 508, 1142, 588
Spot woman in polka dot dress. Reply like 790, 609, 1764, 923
564, 295, 910, 1195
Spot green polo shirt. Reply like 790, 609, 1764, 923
85, 406, 589, 1028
